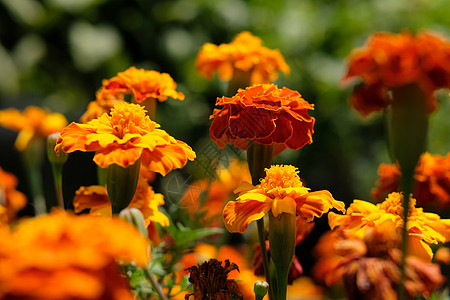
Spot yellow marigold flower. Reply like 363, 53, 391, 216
0, 106, 68, 151
0, 167, 27, 224
99, 66, 185, 103
196, 31, 290, 84
328, 192, 450, 261
223, 165, 345, 233
55, 102, 195, 176
73, 168, 169, 229
0, 211, 149, 300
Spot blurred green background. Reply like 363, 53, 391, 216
1, 0, 449, 254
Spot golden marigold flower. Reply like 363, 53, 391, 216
0, 106, 68, 151
328, 192, 450, 261
73, 168, 169, 230
196, 31, 290, 84
210, 84, 315, 155
99, 66, 185, 103
343, 30, 450, 116
223, 165, 344, 233
0, 211, 149, 300
372, 152, 450, 209
180, 159, 251, 225
55, 102, 195, 176
0, 167, 27, 224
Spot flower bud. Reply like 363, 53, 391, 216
47, 132, 68, 165
254, 280, 269, 300
120, 207, 148, 238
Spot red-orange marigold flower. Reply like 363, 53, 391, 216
55, 102, 196, 176
372, 152, 450, 209
0, 211, 149, 300
196, 31, 290, 84
343, 31, 450, 116
210, 84, 315, 155
0, 106, 68, 151
98, 66, 185, 103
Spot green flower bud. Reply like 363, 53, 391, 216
119, 207, 148, 238
254, 280, 269, 300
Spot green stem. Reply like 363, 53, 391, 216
398, 168, 414, 300
143, 266, 169, 300
227, 68, 252, 96
274, 266, 289, 300
257, 219, 275, 300
51, 164, 65, 209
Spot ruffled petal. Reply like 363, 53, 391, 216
223, 195, 271, 233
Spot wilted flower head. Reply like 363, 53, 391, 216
223, 164, 344, 233
210, 84, 315, 155
343, 30, 450, 116
55, 102, 195, 176
196, 31, 290, 84
372, 152, 450, 209
0, 106, 67, 151
328, 192, 450, 261
0, 211, 149, 300
184, 259, 244, 300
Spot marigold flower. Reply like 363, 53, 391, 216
73, 169, 169, 229
372, 152, 450, 209
98, 66, 185, 103
196, 31, 290, 85
223, 165, 345, 233
180, 159, 251, 225
0, 106, 68, 151
55, 102, 195, 176
328, 192, 450, 261
0, 211, 149, 300
0, 167, 27, 224
313, 222, 445, 299
210, 84, 315, 155
343, 30, 450, 116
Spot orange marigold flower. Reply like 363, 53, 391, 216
328, 192, 450, 261
196, 31, 290, 84
180, 159, 251, 225
0, 167, 27, 224
73, 168, 169, 229
98, 66, 185, 103
343, 30, 450, 116
372, 152, 450, 209
210, 84, 315, 155
55, 102, 196, 176
223, 165, 345, 233
0, 106, 68, 151
0, 211, 149, 300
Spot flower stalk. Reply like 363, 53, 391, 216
247, 141, 275, 300
22, 137, 46, 214
47, 133, 68, 210
268, 211, 296, 300
388, 83, 428, 299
